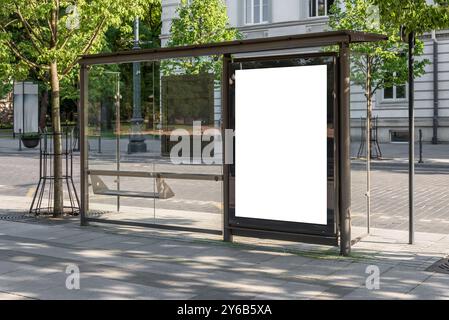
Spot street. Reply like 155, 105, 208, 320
2, 136, 449, 235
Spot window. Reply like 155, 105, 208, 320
245, 0, 269, 25
383, 82, 407, 101
390, 130, 409, 143
309, 0, 335, 17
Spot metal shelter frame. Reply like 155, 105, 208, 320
78, 31, 387, 256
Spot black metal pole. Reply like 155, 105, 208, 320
432, 33, 439, 145
22, 81, 25, 135
19, 128, 22, 151
80, 65, 89, 226
409, 31, 415, 245
222, 54, 232, 243
116, 73, 121, 213
339, 43, 351, 256
419, 129, 423, 164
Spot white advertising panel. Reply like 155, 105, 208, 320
235, 65, 328, 225
14, 82, 39, 134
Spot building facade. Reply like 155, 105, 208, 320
161, 0, 449, 143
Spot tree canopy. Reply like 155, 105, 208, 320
373, 0, 449, 34
330, 0, 428, 96
0, 0, 154, 98
164, 0, 241, 76
168, 0, 239, 47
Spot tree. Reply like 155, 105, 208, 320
329, 0, 431, 223
164, 0, 241, 76
0, 26, 29, 99
374, 0, 449, 35
106, 1, 162, 52
330, 0, 428, 128
0, 0, 152, 216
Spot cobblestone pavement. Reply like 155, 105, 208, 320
351, 165, 449, 235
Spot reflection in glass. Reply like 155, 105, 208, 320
86, 57, 223, 234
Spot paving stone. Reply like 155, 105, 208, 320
37, 276, 196, 300
276, 281, 329, 299
258, 255, 320, 271
0, 261, 25, 275
1, 212, 449, 299
343, 288, 413, 300
0, 292, 33, 300
190, 288, 257, 300
351, 164, 449, 234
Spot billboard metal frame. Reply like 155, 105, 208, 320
224, 53, 339, 246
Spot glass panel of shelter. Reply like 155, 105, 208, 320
86, 62, 157, 223
153, 56, 223, 233
86, 58, 223, 233
87, 66, 121, 218
114, 61, 157, 224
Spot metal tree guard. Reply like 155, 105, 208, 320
357, 116, 382, 159
29, 128, 80, 216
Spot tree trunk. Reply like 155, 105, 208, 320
50, 61, 64, 217
39, 90, 49, 131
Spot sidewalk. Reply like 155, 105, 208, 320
1, 194, 449, 300
351, 142, 449, 169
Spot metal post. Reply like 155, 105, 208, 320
19, 128, 22, 151
18, 81, 25, 151
80, 65, 89, 226
152, 61, 156, 132
432, 31, 439, 145
116, 73, 121, 212
366, 58, 372, 235
339, 43, 352, 256
22, 81, 25, 135
409, 31, 415, 245
128, 17, 147, 153
366, 117, 371, 234
222, 54, 232, 243
419, 129, 423, 164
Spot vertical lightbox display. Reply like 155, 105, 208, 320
235, 65, 327, 224
228, 55, 337, 240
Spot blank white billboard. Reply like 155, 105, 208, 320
235, 65, 328, 225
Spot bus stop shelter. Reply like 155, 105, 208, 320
78, 30, 387, 256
